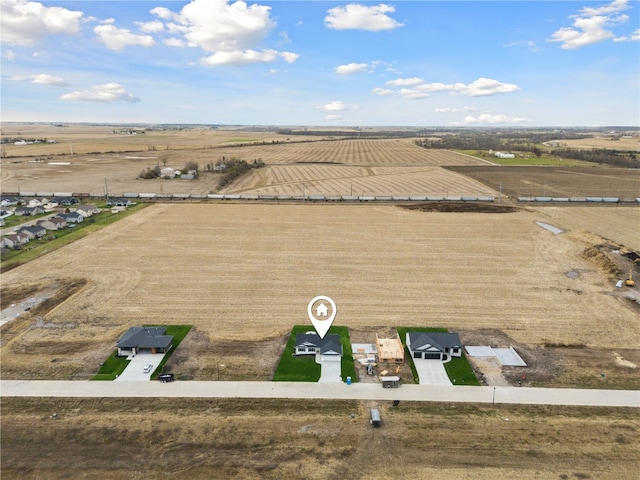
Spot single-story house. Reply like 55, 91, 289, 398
0, 196, 21, 207
74, 204, 100, 217
406, 331, 463, 361
56, 212, 84, 223
295, 333, 343, 360
14, 206, 45, 216
116, 326, 174, 356
57, 197, 79, 206
37, 216, 67, 230
2, 233, 30, 249
106, 198, 132, 207
27, 198, 49, 207
17, 224, 47, 239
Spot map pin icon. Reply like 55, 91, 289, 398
307, 295, 337, 339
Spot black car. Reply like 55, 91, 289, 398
158, 373, 175, 383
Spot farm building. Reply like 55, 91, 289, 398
116, 326, 173, 356
375, 333, 404, 363
294, 333, 343, 360
406, 331, 463, 360
494, 151, 515, 159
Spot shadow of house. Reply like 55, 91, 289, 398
116, 326, 173, 357
406, 332, 462, 361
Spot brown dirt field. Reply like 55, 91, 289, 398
222, 164, 498, 197
448, 165, 640, 201
2, 397, 639, 480
533, 206, 640, 251
1, 136, 485, 196
559, 135, 640, 151
1, 204, 638, 387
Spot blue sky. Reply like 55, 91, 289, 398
1, 0, 639, 126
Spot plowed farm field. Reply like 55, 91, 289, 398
2, 203, 638, 380
223, 164, 498, 196
2, 133, 489, 196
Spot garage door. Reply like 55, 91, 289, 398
413, 352, 422, 359
424, 353, 442, 360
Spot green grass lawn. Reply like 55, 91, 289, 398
273, 325, 356, 382
91, 324, 192, 380
397, 327, 479, 386
2, 203, 148, 271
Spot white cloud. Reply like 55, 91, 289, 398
325, 3, 404, 31
31, 73, 69, 86
1, 0, 83, 46
4, 49, 17, 61
325, 114, 344, 121
387, 77, 423, 86
451, 78, 520, 96
94, 24, 155, 51
462, 113, 529, 125
280, 51, 300, 63
202, 49, 298, 66
434, 107, 476, 113
417, 82, 454, 93
149, 0, 297, 66
503, 40, 538, 52
378, 77, 519, 99
371, 87, 394, 95
136, 20, 164, 34
336, 62, 369, 74
398, 88, 429, 99
549, 0, 636, 49
60, 82, 140, 102
319, 101, 347, 112
164, 37, 186, 47
93, 25, 156, 50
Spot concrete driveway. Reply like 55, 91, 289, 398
317, 355, 342, 383
115, 352, 165, 381
413, 359, 452, 385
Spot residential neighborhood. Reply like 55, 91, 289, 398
0, 195, 128, 254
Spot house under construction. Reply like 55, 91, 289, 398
376, 333, 404, 364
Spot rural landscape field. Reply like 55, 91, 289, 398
1, 124, 639, 479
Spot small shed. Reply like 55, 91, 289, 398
381, 375, 400, 388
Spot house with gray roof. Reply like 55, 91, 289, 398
116, 326, 174, 356
17, 224, 47, 239
406, 331, 462, 361
295, 333, 343, 359
55, 212, 84, 223
37, 216, 67, 230
1, 232, 30, 249
14, 206, 45, 216
74, 204, 100, 217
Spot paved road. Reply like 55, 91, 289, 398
1, 380, 638, 407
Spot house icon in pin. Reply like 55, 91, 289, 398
316, 302, 329, 317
